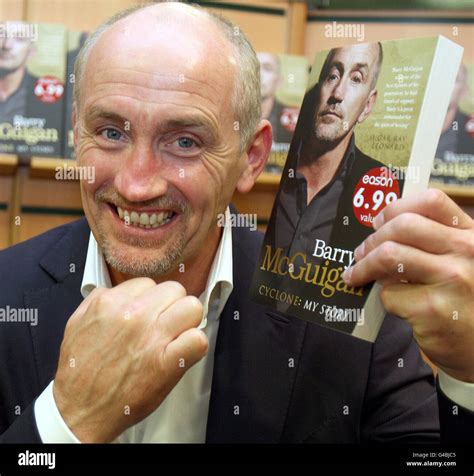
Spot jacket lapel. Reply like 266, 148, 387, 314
206, 226, 307, 443
25, 219, 90, 389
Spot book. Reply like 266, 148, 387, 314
63, 31, 88, 160
250, 36, 463, 342
0, 22, 67, 158
429, 63, 474, 188
257, 52, 308, 174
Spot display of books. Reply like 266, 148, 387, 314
251, 37, 463, 342
257, 52, 308, 174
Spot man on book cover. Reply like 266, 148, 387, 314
257, 52, 294, 145
0, 21, 65, 157
269, 42, 391, 255
432, 64, 474, 185
0, 22, 38, 124
264, 42, 397, 324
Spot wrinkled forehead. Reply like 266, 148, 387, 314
330, 43, 380, 72
81, 11, 237, 111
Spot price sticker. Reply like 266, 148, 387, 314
34, 76, 64, 103
352, 167, 400, 228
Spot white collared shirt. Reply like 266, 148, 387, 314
35, 208, 234, 443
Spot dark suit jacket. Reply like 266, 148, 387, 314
0, 218, 472, 443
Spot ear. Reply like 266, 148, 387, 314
236, 119, 272, 194
72, 105, 80, 160
357, 89, 377, 124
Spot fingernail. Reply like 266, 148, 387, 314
373, 212, 384, 230
354, 241, 365, 261
343, 266, 353, 283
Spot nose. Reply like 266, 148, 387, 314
330, 78, 345, 103
114, 144, 169, 204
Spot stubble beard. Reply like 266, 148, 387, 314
99, 222, 189, 278
314, 117, 346, 144
93, 188, 191, 278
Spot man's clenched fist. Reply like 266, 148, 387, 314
53, 278, 208, 442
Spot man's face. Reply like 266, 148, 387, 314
75, 9, 246, 278
0, 23, 32, 76
257, 52, 280, 100
313, 43, 380, 143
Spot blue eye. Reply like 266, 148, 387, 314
177, 137, 195, 148
101, 128, 122, 141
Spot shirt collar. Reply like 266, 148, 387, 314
80, 207, 234, 329
289, 134, 357, 212
81, 233, 113, 297
294, 133, 356, 181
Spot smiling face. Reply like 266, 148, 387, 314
74, 6, 249, 279
313, 43, 380, 144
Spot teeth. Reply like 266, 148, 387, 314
130, 211, 139, 224
139, 213, 149, 225
116, 206, 174, 229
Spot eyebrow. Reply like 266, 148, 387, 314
84, 107, 219, 142
351, 63, 369, 81
160, 117, 220, 144
327, 61, 369, 79
328, 61, 344, 77
84, 107, 126, 126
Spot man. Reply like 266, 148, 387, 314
0, 21, 37, 124
262, 43, 390, 324
257, 52, 294, 145
0, 2, 472, 444
269, 43, 386, 253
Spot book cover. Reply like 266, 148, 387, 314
250, 36, 463, 342
63, 31, 88, 160
430, 63, 474, 187
257, 52, 308, 174
0, 22, 67, 157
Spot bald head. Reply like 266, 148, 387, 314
318, 42, 383, 91
74, 1, 261, 150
